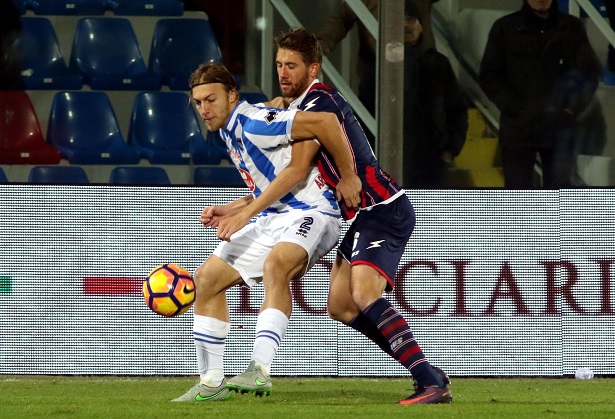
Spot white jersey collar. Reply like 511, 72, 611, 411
289, 79, 320, 110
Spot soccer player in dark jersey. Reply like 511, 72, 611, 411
273, 27, 451, 404
218, 27, 451, 404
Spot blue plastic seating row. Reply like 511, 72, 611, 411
49, 90, 229, 165
12, 0, 184, 16
0, 166, 245, 186
16, 16, 221, 91
0, 90, 231, 165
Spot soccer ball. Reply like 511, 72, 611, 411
143, 264, 196, 317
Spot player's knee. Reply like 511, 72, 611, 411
193, 263, 218, 299
193, 265, 207, 291
326, 305, 343, 322
262, 254, 306, 286
262, 256, 279, 281
349, 283, 379, 311
326, 301, 358, 324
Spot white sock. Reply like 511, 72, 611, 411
193, 314, 230, 386
251, 308, 289, 373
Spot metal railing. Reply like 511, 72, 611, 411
261, 0, 377, 137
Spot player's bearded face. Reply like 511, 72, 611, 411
191, 83, 234, 131
276, 48, 312, 99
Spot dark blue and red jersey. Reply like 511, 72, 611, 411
295, 81, 403, 220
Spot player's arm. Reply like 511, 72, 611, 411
290, 111, 362, 209
200, 194, 254, 228
265, 96, 290, 109
215, 140, 320, 242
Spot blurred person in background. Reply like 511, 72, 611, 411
316, 0, 440, 148
479, 0, 602, 188
0, 0, 22, 89
402, 0, 468, 188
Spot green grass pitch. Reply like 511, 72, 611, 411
1, 376, 614, 418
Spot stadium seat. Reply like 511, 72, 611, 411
47, 91, 140, 164
31, 0, 108, 15
69, 17, 161, 90
0, 168, 8, 182
193, 166, 245, 187
28, 165, 89, 184
16, 17, 83, 90
128, 91, 220, 164
557, 0, 608, 16
192, 130, 231, 165
109, 166, 171, 185
240, 92, 269, 105
149, 18, 222, 91
112, 0, 184, 16
0, 91, 62, 165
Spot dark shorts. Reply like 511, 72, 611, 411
337, 194, 415, 290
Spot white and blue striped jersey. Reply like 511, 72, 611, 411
219, 100, 340, 217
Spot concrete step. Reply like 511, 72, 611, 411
446, 167, 504, 187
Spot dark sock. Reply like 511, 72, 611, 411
347, 312, 394, 357
363, 298, 443, 388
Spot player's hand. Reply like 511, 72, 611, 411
267, 96, 290, 109
216, 210, 252, 242
335, 172, 362, 210
200, 206, 225, 228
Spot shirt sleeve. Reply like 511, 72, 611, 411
242, 106, 299, 148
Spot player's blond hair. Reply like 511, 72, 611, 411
189, 62, 236, 92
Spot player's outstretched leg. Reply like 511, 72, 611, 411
226, 361, 272, 397
172, 379, 232, 402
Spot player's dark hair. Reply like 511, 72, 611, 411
274, 27, 323, 66
189, 62, 236, 91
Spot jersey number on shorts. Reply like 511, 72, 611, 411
296, 217, 314, 238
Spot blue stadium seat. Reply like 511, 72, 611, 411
191, 130, 232, 165
193, 166, 245, 187
0, 168, 8, 182
0, 91, 62, 164
16, 17, 83, 90
47, 91, 140, 164
112, 0, 183, 16
128, 91, 221, 164
240, 92, 269, 105
149, 18, 222, 91
69, 17, 161, 90
28, 166, 89, 184
557, 0, 608, 16
109, 166, 171, 185
31, 0, 108, 15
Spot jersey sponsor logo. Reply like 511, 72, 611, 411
229, 149, 242, 165
239, 168, 255, 191
314, 174, 326, 189
366, 240, 385, 249
264, 110, 279, 124
296, 217, 313, 237
304, 97, 319, 111
351, 232, 360, 257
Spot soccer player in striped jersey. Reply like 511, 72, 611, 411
173, 63, 362, 402
271, 27, 452, 404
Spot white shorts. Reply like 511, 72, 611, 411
213, 210, 341, 287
